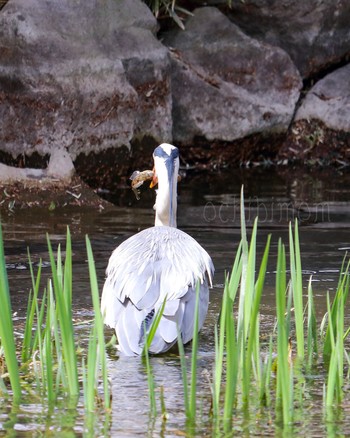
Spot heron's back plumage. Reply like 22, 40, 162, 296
101, 226, 214, 355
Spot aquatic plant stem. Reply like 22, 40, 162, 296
86, 236, 111, 410
0, 222, 21, 400
275, 239, 293, 425
289, 220, 305, 360
47, 230, 79, 397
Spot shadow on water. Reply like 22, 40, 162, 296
1, 166, 350, 435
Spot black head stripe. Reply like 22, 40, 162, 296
153, 144, 179, 160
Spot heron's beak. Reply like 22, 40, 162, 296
150, 166, 158, 188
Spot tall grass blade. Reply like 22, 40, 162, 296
212, 279, 228, 419
44, 316, 55, 403
47, 231, 79, 397
177, 326, 190, 417
275, 239, 293, 425
323, 258, 350, 362
260, 336, 273, 407
213, 243, 242, 419
34, 291, 45, 396
189, 282, 201, 423
307, 276, 318, 367
325, 293, 337, 407
177, 282, 201, 424
223, 285, 237, 432
0, 221, 21, 400
144, 330, 157, 416
140, 293, 168, 418
243, 235, 271, 405
241, 217, 258, 341
86, 236, 110, 409
237, 187, 249, 339
141, 295, 167, 356
325, 280, 345, 407
289, 220, 305, 359
85, 324, 98, 413
228, 240, 243, 302
22, 251, 42, 363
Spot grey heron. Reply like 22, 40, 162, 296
101, 143, 214, 355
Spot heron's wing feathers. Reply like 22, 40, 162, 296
104, 226, 213, 308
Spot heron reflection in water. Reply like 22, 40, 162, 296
101, 143, 214, 356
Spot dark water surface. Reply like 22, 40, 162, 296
1, 167, 350, 435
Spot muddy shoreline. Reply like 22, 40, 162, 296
0, 176, 114, 213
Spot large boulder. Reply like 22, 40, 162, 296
279, 64, 350, 164
0, 0, 172, 184
162, 7, 302, 146
224, 0, 350, 79
295, 64, 350, 132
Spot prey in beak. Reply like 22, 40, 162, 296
149, 166, 158, 188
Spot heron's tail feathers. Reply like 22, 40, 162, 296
114, 282, 209, 356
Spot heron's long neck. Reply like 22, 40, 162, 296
154, 177, 177, 227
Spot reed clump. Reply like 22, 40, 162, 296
0, 224, 110, 415
173, 189, 350, 433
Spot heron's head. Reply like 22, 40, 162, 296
151, 143, 179, 227
150, 143, 179, 188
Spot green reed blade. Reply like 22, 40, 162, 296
188, 282, 201, 422
82, 357, 87, 408
85, 323, 98, 412
86, 236, 110, 409
177, 325, 189, 417
34, 291, 45, 395
331, 280, 345, 405
22, 251, 42, 363
212, 239, 242, 416
325, 293, 337, 406
243, 234, 271, 405
336, 291, 344, 404
47, 283, 61, 399
177, 281, 201, 423
307, 276, 318, 367
22, 289, 34, 364
323, 258, 350, 362
260, 335, 273, 407
237, 190, 252, 340
213, 237, 242, 411
141, 295, 167, 356
143, 328, 157, 416
243, 217, 259, 339
34, 285, 54, 400
212, 324, 219, 418
43, 311, 54, 403
47, 231, 79, 397
0, 221, 21, 400
237, 187, 248, 336
286, 281, 293, 339
33, 288, 48, 356
213, 306, 225, 419
289, 220, 305, 359
223, 289, 237, 431
275, 239, 293, 425
63, 227, 73, 307
228, 240, 243, 302
252, 319, 261, 384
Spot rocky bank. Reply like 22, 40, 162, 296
0, 0, 349, 191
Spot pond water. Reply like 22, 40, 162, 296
1, 166, 350, 436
